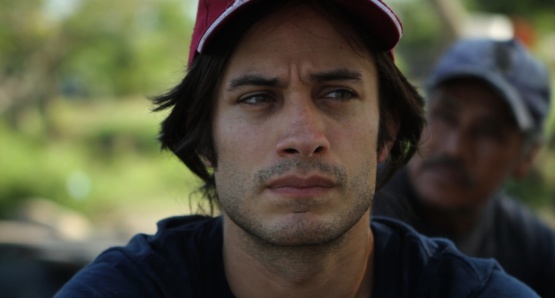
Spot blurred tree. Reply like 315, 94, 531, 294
390, 1, 446, 83
395, 0, 555, 83
426, 0, 467, 42
465, 0, 554, 17
0, 0, 65, 131
464, 0, 555, 48
60, 0, 194, 97
0, 0, 194, 133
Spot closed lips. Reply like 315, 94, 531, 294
267, 175, 336, 189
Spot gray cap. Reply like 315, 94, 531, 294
427, 38, 552, 133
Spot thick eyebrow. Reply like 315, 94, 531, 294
309, 68, 362, 83
227, 75, 282, 91
432, 93, 459, 110
226, 68, 362, 92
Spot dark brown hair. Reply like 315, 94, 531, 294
154, 0, 425, 214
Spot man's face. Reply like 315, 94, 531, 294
212, 5, 388, 246
408, 78, 527, 209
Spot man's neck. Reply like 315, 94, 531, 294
223, 213, 375, 298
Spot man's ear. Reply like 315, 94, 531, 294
378, 115, 400, 163
201, 155, 213, 168
377, 141, 393, 163
512, 142, 541, 178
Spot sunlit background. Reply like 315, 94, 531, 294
1, 0, 554, 297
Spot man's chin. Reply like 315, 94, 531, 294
413, 172, 472, 201
241, 213, 361, 248
419, 193, 478, 212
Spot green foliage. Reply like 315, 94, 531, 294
464, 0, 554, 18
0, 0, 201, 221
0, 124, 65, 216
390, 1, 451, 83
0, 98, 199, 220
463, 0, 555, 38
1, 0, 554, 222
505, 168, 553, 209
59, 0, 194, 96
0, 0, 46, 73
0, 0, 195, 125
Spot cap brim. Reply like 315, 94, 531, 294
427, 68, 534, 131
195, 0, 402, 60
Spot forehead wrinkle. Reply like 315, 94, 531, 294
430, 92, 459, 110
478, 107, 517, 128
432, 89, 518, 128
227, 74, 283, 91
226, 65, 366, 94
309, 68, 362, 83
222, 3, 377, 94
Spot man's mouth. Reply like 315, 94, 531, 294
420, 158, 474, 187
266, 175, 336, 197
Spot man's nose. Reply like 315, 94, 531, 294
441, 130, 468, 158
275, 99, 330, 158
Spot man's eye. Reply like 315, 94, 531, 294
323, 89, 355, 101
474, 126, 504, 139
430, 109, 455, 124
239, 93, 275, 105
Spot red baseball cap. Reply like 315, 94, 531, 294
188, 0, 403, 65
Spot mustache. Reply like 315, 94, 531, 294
255, 159, 347, 186
419, 155, 474, 187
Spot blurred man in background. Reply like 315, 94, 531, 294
373, 38, 555, 297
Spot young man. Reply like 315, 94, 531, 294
373, 38, 555, 297
57, 1, 537, 297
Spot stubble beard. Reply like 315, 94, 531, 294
216, 158, 375, 249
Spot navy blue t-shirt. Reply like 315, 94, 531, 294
56, 215, 537, 297
373, 168, 555, 297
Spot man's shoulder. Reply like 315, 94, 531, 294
114, 214, 223, 269
371, 217, 483, 289
494, 195, 553, 232
154, 214, 222, 239
372, 216, 465, 261
114, 215, 222, 261
371, 216, 539, 297
56, 215, 229, 297
492, 195, 555, 253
